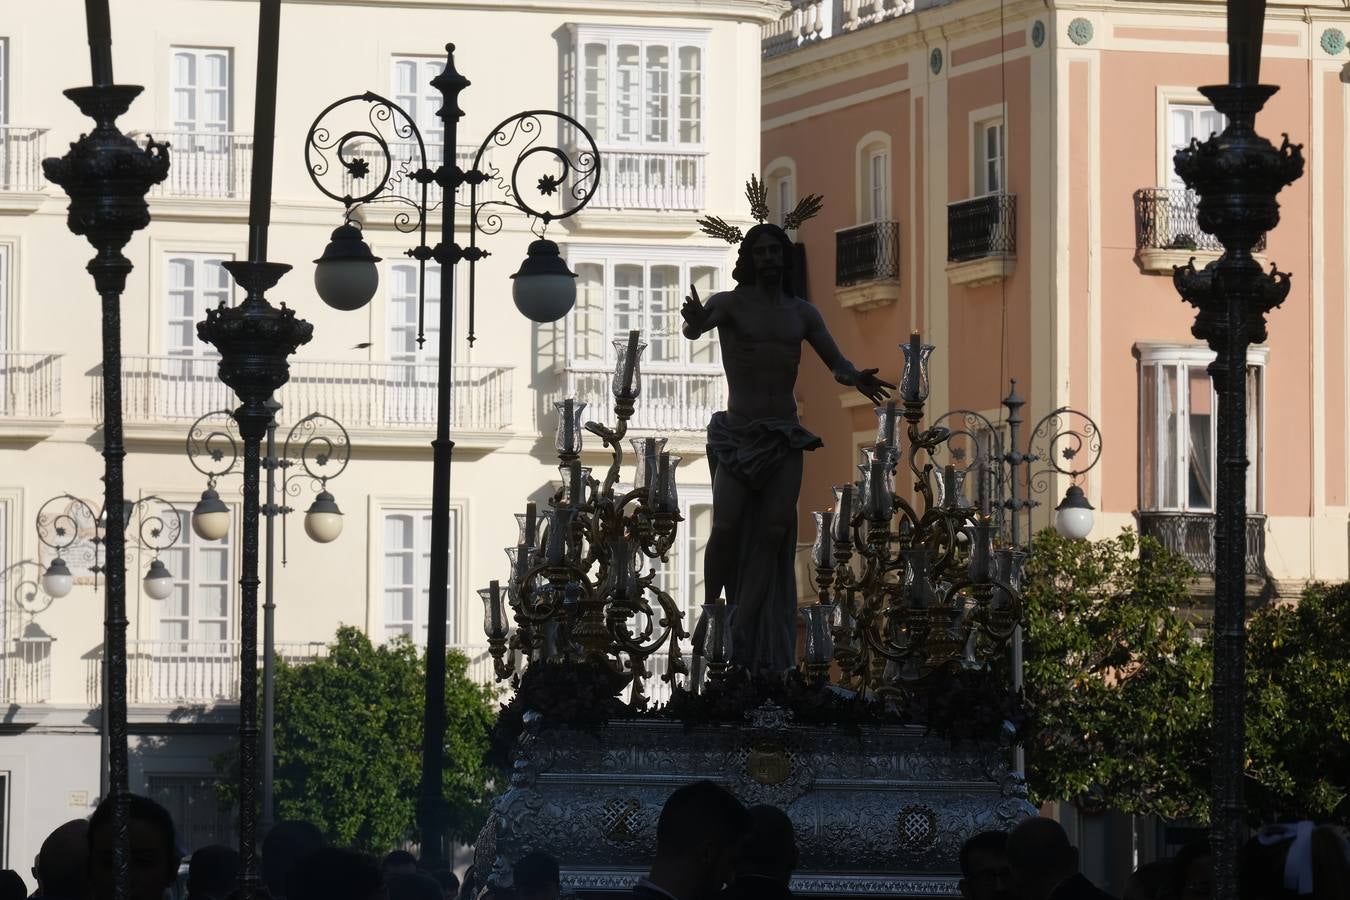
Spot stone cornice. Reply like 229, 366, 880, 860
214, 0, 790, 24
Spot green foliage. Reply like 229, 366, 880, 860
1245, 582, 1350, 822
218, 626, 498, 853
1020, 528, 1212, 820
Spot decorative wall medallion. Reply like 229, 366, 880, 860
897, 805, 938, 850
746, 741, 792, 785
930, 47, 943, 74
1322, 28, 1346, 55
599, 797, 643, 843
1067, 18, 1094, 46
1031, 21, 1046, 48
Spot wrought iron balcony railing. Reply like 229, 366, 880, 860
82, 639, 501, 705
93, 355, 514, 432
585, 148, 705, 212
836, 220, 900, 286
1134, 187, 1266, 255
0, 126, 49, 192
0, 352, 62, 418
3, 636, 54, 704
762, 0, 913, 57
133, 131, 253, 199
1137, 510, 1267, 578
947, 193, 1016, 263
563, 365, 725, 432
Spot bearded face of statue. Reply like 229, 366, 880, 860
749, 232, 784, 286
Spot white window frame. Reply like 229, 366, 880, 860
640, 485, 713, 625
1135, 343, 1267, 514
169, 46, 232, 141
387, 261, 441, 363
381, 506, 459, 647
154, 506, 236, 651
563, 244, 729, 371
0, 38, 8, 127
1156, 87, 1227, 188
854, 132, 892, 224
567, 25, 709, 150
0, 243, 10, 355
971, 109, 1006, 197
765, 156, 797, 228
164, 252, 234, 357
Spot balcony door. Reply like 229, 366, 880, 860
388, 56, 446, 202
162, 254, 233, 419
0, 246, 9, 410
1166, 104, 1225, 191
382, 509, 456, 646
385, 262, 441, 426
169, 47, 233, 194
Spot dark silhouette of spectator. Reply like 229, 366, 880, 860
32, 820, 89, 900
1241, 823, 1350, 900
637, 780, 751, 900
389, 873, 443, 900
428, 870, 461, 900
720, 805, 797, 900
1122, 860, 1171, 900
383, 851, 419, 878
1006, 817, 1116, 900
458, 866, 478, 900
959, 831, 1012, 900
262, 820, 326, 900
287, 847, 382, 900
1, 871, 27, 900
515, 851, 560, 900
186, 845, 240, 900
86, 793, 182, 900
1168, 840, 1211, 900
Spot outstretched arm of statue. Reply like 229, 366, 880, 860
803, 302, 895, 405
682, 284, 727, 339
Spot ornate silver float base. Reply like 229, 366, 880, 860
479, 707, 1034, 896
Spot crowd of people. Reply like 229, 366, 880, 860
5, 784, 1349, 900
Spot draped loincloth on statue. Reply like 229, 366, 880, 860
704, 411, 823, 672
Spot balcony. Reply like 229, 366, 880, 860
135, 131, 253, 201
586, 148, 705, 212
0, 126, 49, 211
763, 0, 914, 57
1, 352, 62, 417
1137, 511, 1267, 578
946, 193, 1016, 287
1133, 188, 1266, 274
3, 632, 54, 704
564, 366, 724, 434
835, 221, 901, 312
93, 355, 514, 440
84, 640, 500, 705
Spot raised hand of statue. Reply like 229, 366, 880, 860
682, 284, 706, 329
846, 367, 895, 405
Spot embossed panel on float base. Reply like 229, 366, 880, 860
478, 706, 1035, 897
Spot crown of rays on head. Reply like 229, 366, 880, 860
696, 174, 824, 245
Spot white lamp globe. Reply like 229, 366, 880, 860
313, 223, 382, 311
191, 488, 231, 541
511, 239, 578, 323
304, 491, 344, 543
42, 558, 74, 599
1054, 484, 1095, 540
142, 559, 175, 601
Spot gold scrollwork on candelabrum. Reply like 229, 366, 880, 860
803, 333, 1027, 700
479, 330, 690, 703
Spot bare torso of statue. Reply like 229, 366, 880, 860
682, 224, 890, 672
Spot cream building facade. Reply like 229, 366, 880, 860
0, 0, 782, 873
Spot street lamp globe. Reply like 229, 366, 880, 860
313, 223, 382, 311
511, 238, 578, 323
303, 490, 344, 543
142, 559, 175, 600
1054, 484, 1095, 540
191, 488, 231, 541
42, 558, 74, 599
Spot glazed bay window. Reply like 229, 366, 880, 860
570, 26, 708, 210
566, 247, 726, 431
1137, 343, 1267, 575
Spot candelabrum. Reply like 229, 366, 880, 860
803, 334, 1026, 698
1168, 1, 1303, 894
480, 330, 690, 705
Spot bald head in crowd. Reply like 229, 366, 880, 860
35, 820, 90, 900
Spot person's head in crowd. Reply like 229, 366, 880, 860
514, 851, 560, 900
262, 820, 326, 900
1169, 839, 1212, 900
1123, 860, 1172, 900
383, 851, 419, 878
429, 869, 461, 900
0, 870, 27, 900
34, 819, 89, 900
389, 873, 442, 900
186, 845, 239, 900
646, 780, 752, 900
734, 805, 798, 887
1006, 818, 1079, 900
86, 793, 181, 900
287, 847, 382, 900
959, 831, 1012, 900
1241, 823, 1350, 900
457, 867, 477, 900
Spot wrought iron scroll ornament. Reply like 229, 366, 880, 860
304, 94, 601, 346
35, 493, 182, 589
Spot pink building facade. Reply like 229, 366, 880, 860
762, 0, 1350, 598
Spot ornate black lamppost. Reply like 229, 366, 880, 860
303, 44, 599, 867
1170, 0, 1303, 894
194, 2, 312, 896
40, 3, 169, 894
186, 406, 351, 833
